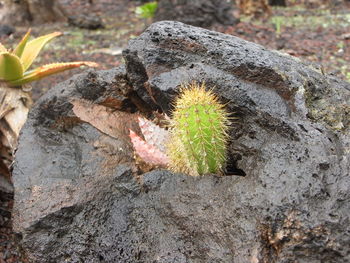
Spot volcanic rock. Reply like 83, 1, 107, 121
13, 21, 350, 263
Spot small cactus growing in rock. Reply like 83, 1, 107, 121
167, 82, 230, 176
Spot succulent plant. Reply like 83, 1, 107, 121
167, 82, 230, 176
0, 29, 97, 87
129, 117, 170, 167
0, 30, 98, 178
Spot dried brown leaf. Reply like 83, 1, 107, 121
0, 83, 32, 149
0, 83, 31, 181
71, 99, 141, 140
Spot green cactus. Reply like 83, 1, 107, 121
167, 82, 230, 176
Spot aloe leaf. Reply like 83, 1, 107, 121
20, 31, 62, 71
13, 29, 31, 58
0, 43, 7, 52
0, 52, 24, 81
8, 61, 98, 86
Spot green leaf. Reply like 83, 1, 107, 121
13, 28, 31, 58
20, 31, 62, 71
0, 52, 24, 81
8, 61, 98, 86
135, 2, 158, 19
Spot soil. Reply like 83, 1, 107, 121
1, 0, 350, 261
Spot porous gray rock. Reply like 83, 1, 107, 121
13, 21, 350, 263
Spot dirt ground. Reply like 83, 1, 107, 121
1, 0, 350, 262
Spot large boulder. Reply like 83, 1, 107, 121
13, 21, 350, 263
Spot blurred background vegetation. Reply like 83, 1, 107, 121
0, 0, 349, 101
1, 1, 350, 262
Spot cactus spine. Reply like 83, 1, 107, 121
167, 82, 230, 176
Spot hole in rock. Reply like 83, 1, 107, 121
225, 154, 246, 176
319, 163, 330, 170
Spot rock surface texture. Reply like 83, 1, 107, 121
13, 21, 350, 263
